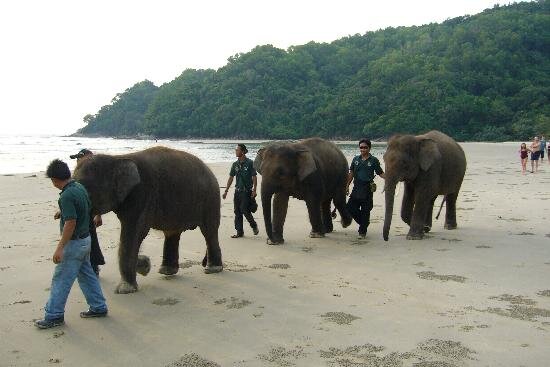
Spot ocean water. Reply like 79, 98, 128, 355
0, 135, 386, 175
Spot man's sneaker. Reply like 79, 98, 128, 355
92, 265, 100, 276
252, 226, 259, 235
80, 309, 108, 318
357, 233, 366, 239
34, 317, 64, 329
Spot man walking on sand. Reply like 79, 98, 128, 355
346, 138, 385, 239
222, 144, 259, 238
530, 136, 541, 173
35, 159, 108, 329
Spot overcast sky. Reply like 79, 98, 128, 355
0, 0, 508, 136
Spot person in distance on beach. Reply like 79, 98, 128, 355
222, 143, 259, 238
346, 138, 385, 239
35, 159, 108, 329
529, 136, 541, 173
540, 135, 546, 162
519, 143, 530, 174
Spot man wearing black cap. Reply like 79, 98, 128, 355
222, 144, 259, 238
58, 148, 106, 275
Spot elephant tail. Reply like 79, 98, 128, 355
435, 196, 446, 220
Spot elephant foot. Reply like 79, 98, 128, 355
203, 264, 223, 274
267, 238, 284, 245
423, 225, 431, 233
444, 223, 457, 230
115, 280, 138, 294
136, 255, 151, 276
309, 231, 325, 238
159, 265, 179, 276
406, 232, 424, 240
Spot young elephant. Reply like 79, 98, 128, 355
254, 138, 352, 245
382, 130, 467, 241
74, 146, 223, 294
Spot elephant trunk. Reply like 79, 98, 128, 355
261, 189, 274, 241
383, 178, 398, 241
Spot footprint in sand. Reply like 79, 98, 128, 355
152, 297, 179, 306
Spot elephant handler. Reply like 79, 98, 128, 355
222, 143, 260, 238
346, 138, 385, 239
64, 148, 106, 276
35, 159, 108, 329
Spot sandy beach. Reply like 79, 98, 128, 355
1, 143, 549, 366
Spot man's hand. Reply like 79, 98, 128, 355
93, 215, 103, 227
251, 189, 257, 198
53, 246, 64, 264
222, 190, 228, 200
54, 211, 60, 220
346, 186, 350, 196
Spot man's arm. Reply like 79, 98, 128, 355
251, 176, 257, 198
346, 171, 353, 195
222, 176, 234, 200
53, 219, 76, 264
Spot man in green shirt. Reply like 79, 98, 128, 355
35, 159, 108, 329
346, 138, 385, 239
222, 144, 259, 238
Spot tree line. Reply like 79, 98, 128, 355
77, 1, 549, 141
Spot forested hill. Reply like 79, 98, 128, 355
77, 1, 549, 141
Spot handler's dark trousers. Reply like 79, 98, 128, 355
234, 190, 257, 235
89, 224, 105, 270
346, 190, 373, 235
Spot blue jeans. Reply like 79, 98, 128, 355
44, 237, 107, 320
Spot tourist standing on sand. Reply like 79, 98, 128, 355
530, 137, 541, 173
540, 135, 546, 162
35, 159, 108, 329
519, 143, 530, 174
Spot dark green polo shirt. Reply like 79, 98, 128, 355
230, 157, 256, 191
350, 154, 383, 183
58, 180, 91, 239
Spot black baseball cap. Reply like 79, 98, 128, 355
70, 148, 93, 159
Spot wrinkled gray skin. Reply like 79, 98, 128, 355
382, 130, 467, 241
74, 146, 223, 294
254, 138, 352, 245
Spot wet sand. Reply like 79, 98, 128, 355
1, 143, 549, 366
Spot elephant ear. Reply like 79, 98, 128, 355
418, 138, 441, 171
253, 148, 265, 175
114, 159, 140, 204
296, 150, 317, 181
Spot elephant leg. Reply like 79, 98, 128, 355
407, 191, 431, 240
401, 183, 414, 226
200, 222, 223, 274
271, 193, 289, 244
444, 192, 458, 229
116, 218, 150, 294
334, 190, 352, 228
424, 196, 437, 233
322, 199, 333, 233
159, 231, 181, 276
305, 195, 325, 238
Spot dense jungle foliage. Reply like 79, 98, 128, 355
77, 1, 549, 141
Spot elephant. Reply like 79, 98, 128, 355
382, 130, 467, 241
254, 138, 353, 245
73, 146, 223, 293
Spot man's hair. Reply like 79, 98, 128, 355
46, 159, 71, 180
237, 143, 248, 154
359, 138, 371, 148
